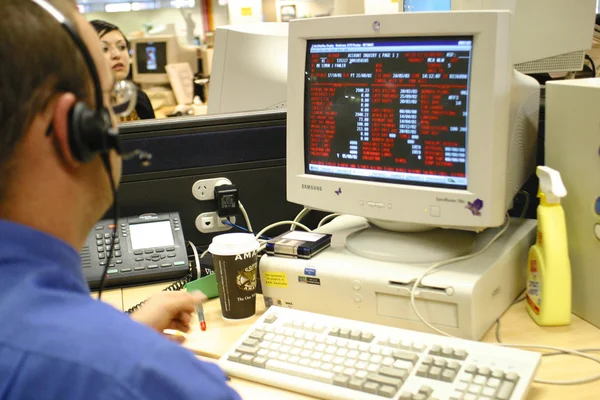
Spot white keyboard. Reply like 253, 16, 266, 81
219, 307, 541, 400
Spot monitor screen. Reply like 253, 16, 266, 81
135, 42, 167, 74
303, 36, 473, 190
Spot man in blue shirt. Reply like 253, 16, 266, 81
0, 1, 241, 399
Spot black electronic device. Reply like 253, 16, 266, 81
81, 212, 188, 289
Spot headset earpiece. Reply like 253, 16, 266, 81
68, 102, 113, 163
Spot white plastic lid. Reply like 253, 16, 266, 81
208, 233, 260, 256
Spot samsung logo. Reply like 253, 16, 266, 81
302, 184, 323, 191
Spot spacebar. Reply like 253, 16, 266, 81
265, 360, 335, 384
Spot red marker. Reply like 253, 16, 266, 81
197, 303, 206, 331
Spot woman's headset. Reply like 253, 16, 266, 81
30, 0, 121, 163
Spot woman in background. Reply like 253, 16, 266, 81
91, 20, 155, 121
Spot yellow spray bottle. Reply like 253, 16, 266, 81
526, 166, 571, 326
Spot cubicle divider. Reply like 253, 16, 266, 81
115, 110, 320, 251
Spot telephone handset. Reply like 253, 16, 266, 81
81, 212, 189, 289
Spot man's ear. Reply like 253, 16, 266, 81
51, 93, 79, 167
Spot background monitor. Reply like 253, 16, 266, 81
207, 23, 289, 115
131, 35, 198, 85
286, 11, 540, 233
401, 0, 597, 74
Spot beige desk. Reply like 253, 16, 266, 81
99, 286, 600, 400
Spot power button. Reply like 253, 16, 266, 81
595, 224, 600, 241
595, 197, 600, 216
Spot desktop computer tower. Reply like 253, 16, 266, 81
545, 78, 600, 328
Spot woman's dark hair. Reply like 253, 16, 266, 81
90, 19, 130, 50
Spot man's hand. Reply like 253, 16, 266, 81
130, 291, 206, 342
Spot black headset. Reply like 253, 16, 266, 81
30, 0, 121, 163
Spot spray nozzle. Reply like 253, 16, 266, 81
537, 166, 567, 204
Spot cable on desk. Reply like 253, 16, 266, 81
494, 292, 600, 385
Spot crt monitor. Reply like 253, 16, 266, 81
286, 10, 540, 236
401, 0, 597, 74
130, 35, 198, 85
207, 23, 289, 115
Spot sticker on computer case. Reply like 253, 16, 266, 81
263, 272, 288, 288
304, 267, 316, 276
466, 198, 484, 216
298, 276, 321, 286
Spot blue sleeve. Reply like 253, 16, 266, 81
129, 341, 242, 400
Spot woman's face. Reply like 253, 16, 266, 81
100, 30, 130, 82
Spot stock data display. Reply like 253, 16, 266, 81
304, 36, 473, 189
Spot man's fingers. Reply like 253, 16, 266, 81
178, 311, 192, 326
170, 320, 190, 333
162, 291, 203, 315
164, 332, 186, 344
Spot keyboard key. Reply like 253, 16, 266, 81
329, 327, 340, 336
363, 381, 379, 394
482, 387, 497, 397
430, 345, 442, 355
487, 378, 501, 388
393, 350, 419, 363
478, 367, 491, 377
443, 369, 457, 382
252, 357, 267, 368
240, 354, 254, 365
367, 373, 402, 390
264, 314, 277, 324
266, 359, 335, 384
378, 385, 396, 398
339, 328, 350, 338
416, 365, 429, 377
442, 347, 454, 358
505, 372, 519, 382
496, 381, 516, 400
429, 366, 442, 380
243, 338, 259, 347
333, 375, 349, 387
492, 370, 505, 380
361, 332, 374, 342
350, 330, 361, 341
249, 330, 265, 341
454, 349, 468, 360
228, 351, 241, 362
419, 385, 434, 396
413, 394, 427, 400
348, 378, 366, 391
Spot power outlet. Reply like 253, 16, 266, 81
192, 177, 232, 201
195, 212, 236, 234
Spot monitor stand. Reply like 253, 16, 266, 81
345, 223, 477, 264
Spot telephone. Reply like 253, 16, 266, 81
81, 212, 189, 289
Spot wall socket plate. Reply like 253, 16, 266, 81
191, 177, 232, 201
195, 212, 236, 234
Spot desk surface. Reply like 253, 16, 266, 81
97, 285, 600, 400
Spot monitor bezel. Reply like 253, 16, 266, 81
286, 11, 513, 230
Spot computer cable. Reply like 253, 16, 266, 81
317, 213, 342, 228
188, 240, 201, 279
97, 154, 119, 300
222, 219, 271, 240
407, 214, 600, 385
238, 201, 253, 234
291, 207, 311, 231
409, 214, 512, 339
